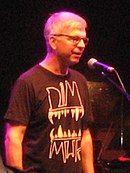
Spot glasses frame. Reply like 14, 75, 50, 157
51, 34, 89, 46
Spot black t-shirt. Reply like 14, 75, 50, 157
5, 65, 93, 173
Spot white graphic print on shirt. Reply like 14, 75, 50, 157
46, 80, 84, 163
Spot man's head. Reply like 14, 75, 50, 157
43, 11, 89, 66
44, 11, 88, 49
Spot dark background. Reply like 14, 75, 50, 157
1, 0, 129, 112
0, 0, 130, 169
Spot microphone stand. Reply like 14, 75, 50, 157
102, 69, 130, 149
97, 69, 130, 168
101, 70, 130, 102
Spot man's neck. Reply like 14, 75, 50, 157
39, 53, 69, 75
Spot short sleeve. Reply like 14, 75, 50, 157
4, 78, 34, 125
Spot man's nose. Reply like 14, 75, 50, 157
77, 39, 86, 48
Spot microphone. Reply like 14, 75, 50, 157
87, 58, 115, 72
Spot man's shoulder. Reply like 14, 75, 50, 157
18, 64, 41, 81
13, 64, 44, 87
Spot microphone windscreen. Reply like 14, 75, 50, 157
87, 58, 97, 69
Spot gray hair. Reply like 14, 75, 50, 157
43, 11, 88, 50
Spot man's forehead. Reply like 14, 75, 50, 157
61, 22, 87, 33
63, 19, 85, 27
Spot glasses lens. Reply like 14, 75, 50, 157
52, 34, 89, 45
83, 38, 89, 45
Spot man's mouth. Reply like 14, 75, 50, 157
72, 52, 82, 56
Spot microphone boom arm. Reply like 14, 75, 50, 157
101, 70, 130, 102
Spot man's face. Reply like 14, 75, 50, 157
52, 23, 89, 66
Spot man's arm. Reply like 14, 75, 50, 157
81, 129, 95, 173
4, 123, 26, 171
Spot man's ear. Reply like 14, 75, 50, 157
49, 36, 57, 50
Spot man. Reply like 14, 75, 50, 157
4, 11, 95, 173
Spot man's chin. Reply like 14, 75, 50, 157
69, 59, 80, 66
71, 55, 81, 63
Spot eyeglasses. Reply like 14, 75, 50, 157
52, 34, 89, 46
